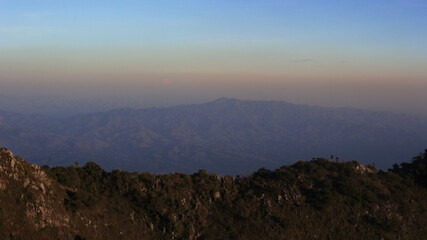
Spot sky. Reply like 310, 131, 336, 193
0, 0, 426, 116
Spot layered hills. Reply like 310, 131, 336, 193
0, 98, 426, 174
1, 147, 426, 239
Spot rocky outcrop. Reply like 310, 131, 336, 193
0, 148, 70, 236
353, 162, 375, 174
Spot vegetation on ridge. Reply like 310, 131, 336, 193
0, 148, 427, 239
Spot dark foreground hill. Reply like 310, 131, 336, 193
1, 147, 426, 239
0, 98, 426, 174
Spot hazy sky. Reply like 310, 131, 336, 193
0, 0, 426, 116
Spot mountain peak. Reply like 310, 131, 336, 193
211, 97, 240, 104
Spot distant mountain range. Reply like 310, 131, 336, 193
0, 98, 426, 174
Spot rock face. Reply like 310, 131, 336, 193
353, 162, 375, 174
0, 148, 70, 238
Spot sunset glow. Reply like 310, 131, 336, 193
1, 0, 426, 115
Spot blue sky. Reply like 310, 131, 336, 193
1, 0, 426, 48
0, 0, 426, 115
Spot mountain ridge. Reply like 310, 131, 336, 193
1, 147, 427, 239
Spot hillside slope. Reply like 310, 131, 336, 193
1, 148, 427, 239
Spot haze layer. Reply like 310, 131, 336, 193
1, 0, 426, 116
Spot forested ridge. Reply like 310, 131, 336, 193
0, 148, 426, 239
